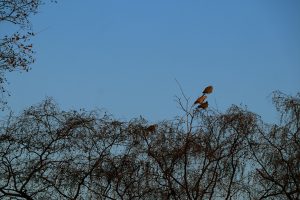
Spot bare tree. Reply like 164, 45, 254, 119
0, 0, 56, 106
0, 91, 299, 199
0, 98, 122, 199
247, 91, 300, 200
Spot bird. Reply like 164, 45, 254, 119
194, 95, 207, 105
146, 124, 157, 132
198, 101, 208, 109
203, 86, 213, 94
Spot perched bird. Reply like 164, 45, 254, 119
203, 86, 213, 94
194, 95, 207, 105
146, 124, 157, 132
198, 101, 208, 109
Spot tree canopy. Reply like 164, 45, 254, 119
0, 91, 299, 199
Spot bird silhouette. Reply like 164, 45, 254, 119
198, 101, 208, 109
194, 95, 207, 105
203, 86, 213, 94
146, 124, 157, 132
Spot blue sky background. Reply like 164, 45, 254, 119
3, 0, 300, 123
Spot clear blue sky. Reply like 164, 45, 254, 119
4, 0, 300, 123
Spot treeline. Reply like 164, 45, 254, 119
0, 91, 299, 200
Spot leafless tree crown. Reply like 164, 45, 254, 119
0, 91, 299, 199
